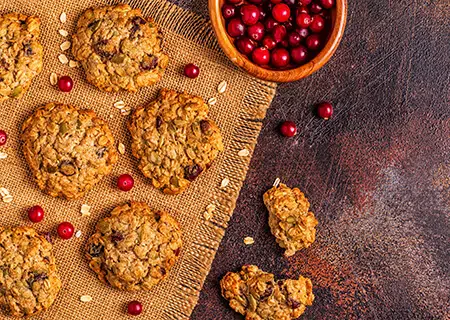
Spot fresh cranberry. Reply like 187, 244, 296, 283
262, 36, 277, 50
28, 205, 44, 223
316, 102, 333, 119
297, 27, 310, 38
288, 32, 302, 47
280, 39, 289, 47
291, 45, 308, 64
222, 4, 236, 19
247, 22, 265, 41
298, 0, 312, 5
236, 37, 256, 55
227, 0, 242, 4
248, 0, 263, 3
306, 34, 321, 50
272, 4, 291, 23
272, 24, 287, 43
57, 222, 74, 240
0, 130, 7, 146
127, 301, 143, 316
117, 174, 134, 191
264, 17, 279, 31
252, 47, 270, 65
240, 5, 260, 25
284, 0, 296, 5
310, 2, 323, 13
258, 6, 266, 20
270, 0, 283, 3
284, 17, 295, 31
310, 15, 325, 33
280, 121, 297, 137
184, 63, 200, 79
271, 47, 290, 67
296, 12, 311, 28
297, 6, 309, 14
320, 0, 335, 9
57, 76, 73, 92
227, 18, 245, 37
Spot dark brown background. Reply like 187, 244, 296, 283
173, 1, 449, 319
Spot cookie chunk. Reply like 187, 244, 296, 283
72, 4, 168, 92
0, 227, 61, 317
263, 184, 318, 257
221, 265, 314, 320
128, 89, 224, 194
86, 202, 182, 291
21, 102, 118, 199
0, 13, 43, 102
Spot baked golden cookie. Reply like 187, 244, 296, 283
86, 202, 182, 291
0, 13, 43, 102
21, 102, 118, 199
0, 227, 61, 317
128, 89, 224, 194
72, 4, 168, 92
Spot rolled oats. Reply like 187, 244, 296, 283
81, 204, 91, 216
60, 41, 71, 51
118, 143, 125, 155
0, 151, 7, 159
238, 148, 250, 157
68, 60, 79, 68
58, 54, 68, 64
2, 194, 13, 203
217, 80, 227, 94
80, 295, 92, 302
243, 236, 254, 245
75, 230, 82, 238
58, 29, 68, 37
208, 97, 217, 106
50, 72, 58, 85
59, 12, 67, 24
220, 178, 230, 189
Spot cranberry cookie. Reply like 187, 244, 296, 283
72, 4, 168, 92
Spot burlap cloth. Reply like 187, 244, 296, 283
0, 0, 276, 318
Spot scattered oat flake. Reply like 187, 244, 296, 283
203, 211, 212, 221
0, 187, 9, 197
118, 143, 125, 155
60, 12, 67, 24
109, 114, 114, 118
208, 97, 217, 106
50, 73, 58, 86
114, 100, 125, 109
75, 230, 82, 238
244, 237, 254, 245
60, 41, 71, 51
121, 109, 131, 116
3, 195, 13, 203
273, 177, 281, 188
217, 81, 227, 94
80, 295, 92, 303
59, 29, 68, 37
80, 204, 91, 216
238, 149, 250, 157
58, 54, 68, 64
69, 60, 79, 68
220, 178, 229, 189
0, 152, 7, 159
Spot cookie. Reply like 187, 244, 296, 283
221, 265, 314, 320
72, 4, 168, 92
21, 102, 118, 199
85, 202, 182, 291
263, 183, 318, 257
128, 89, 224, 194
0, 227, 61, 317
0, 13, 43, 102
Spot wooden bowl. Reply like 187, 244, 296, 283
209, 1, 347, 82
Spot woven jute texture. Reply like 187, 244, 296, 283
0, 0, 276, 318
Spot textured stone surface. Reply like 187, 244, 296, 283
172, 1, 450, 319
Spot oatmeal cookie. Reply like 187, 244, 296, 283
85, 202, 182, 291
72, 4, 168, 92
21, 102, 118, 199
0, 227, 61, 317
0, 13, 43, 102
264, 184, 318, 257
221, 265, 314, 320
128, 89, 224, 194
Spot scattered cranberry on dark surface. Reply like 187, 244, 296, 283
316, 102, 333, 119
227, 18, 245, 37
310, 15, 325, 33
280, 121, 297, 137
271, 47, 290, 67
252, 46, 270, 65
184, 63, 200, 79
117, 174, 134, 191
247, 22, 265, 41
57, 76, 73, 92
28, 205, 44, 223
222, 4, 236, 19
291, 45, 308, 64
57, 222, 74, 240
262, 36, 277, 50
127, 301, 143, 316
0, 130, 7, 146
320, 0, 335, 9
306, 34, 321, 50
240, 4, 260, 25
272, 4, 290, 23
236, 37, 256, 55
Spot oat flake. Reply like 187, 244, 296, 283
243, 237, 255, 245
220, 178, 230, 189
3, 195, 13, 203
114, 100, 125, 109
208, 97, 217, 106
80, 295, 92, 302
60, 12, 67, 24
60, 41, 71, 51
0, 187, 9, 197
69, 60, 79, 68
50, 73, 58, 86
80, 204, 91, 216
59, 29, 68, 37
118, 143, 125, 155
217, 81, 227, 94
0, 152, 7, 159
75, 230, 82, 238
58, 54, 68, 64
273, 177, 281, 188
238, 149, 250, 157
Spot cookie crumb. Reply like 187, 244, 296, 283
80, 295, 92, 303
238, 149, 250, 157
80, 204, 91, 217
243, 237, 254, 245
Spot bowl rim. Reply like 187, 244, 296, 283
209, 0, 348, 83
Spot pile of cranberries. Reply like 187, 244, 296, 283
222, 0, 335, 69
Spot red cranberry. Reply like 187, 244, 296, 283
127, 301, 143, 316
57, 222, 74, 240
0, 130, 7, 146
310, 2, 323, 13
258, 6, 266, 20
271, 47, 290, 67
280, 39, 289, 48
306, 34, 321, 50
291, 45, 308, 64
297, 27, 310, 38
297, 6, 309, 14
284, 0, 296, 5
287, 33, 301, 48
316, 102, 333, 119
236, 37, 256, 55
227, 18, 245, 37
227, 0, 242, 4
248, 0, 263, 3
272, 4, 291, 23
310, 15, 325, 33
222, 4, 236, 19
272, 24, 287, 43
184, 63, 200, 78
264, 17, 279, 31
240, 5, 260, 25
252, 47, 270, 65
262, 36, 277, 50
296, 12, 311, 28
117, 174, 134, 191
28, 205, 44, 223
247, 22, 265, 41
280, 121, 297, 137
270, 0, 283, 3
320, 0, 335, 9
298, 0, 312, 5
284, 18, 295, 31
57, 76, 73, 92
